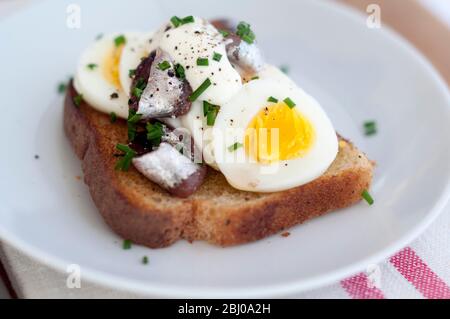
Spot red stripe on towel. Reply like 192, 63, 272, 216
341, 272, 385, 299
390, 247, 450, 299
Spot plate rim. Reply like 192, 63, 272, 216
1, 0, 450, 297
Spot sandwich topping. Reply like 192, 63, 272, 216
133, 143, 207, 198
72, 16, 339, 197
129, 49, 193, 119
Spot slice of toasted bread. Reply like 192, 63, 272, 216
64, 83, 374, 248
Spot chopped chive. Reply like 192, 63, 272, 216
236, 21, 256, 44
170, 16, 182, 27
146, 122, 164, 146
121, 152, 135, 171
197, 58, 209, 66
203, 102, 208, 116
86, 63, 98, 70
267, 96, 278, 103
364, 121, 376, 128
128, 69, 136, 78
115, 144, 136, 171
136, 81, 146, 90
122, 239, 132, 250
280, 65, 289, 74
175, 63, 185, 80
251, 76, 259, 80
364, 121, 377, 136
212, 52, 222, 62
189, 78, 212, 102
219, 30, 230, 37
110, 112, 117, 123
114, 35, 126, 47
132, 87, 143, 98
127, 109, 142, 141
115, 152, 135, 171
158, 60, 171, 71
203, 101, 220, 126
142, 256, 149, 265
241, 34, 254, 44
116, 143, 133, 154
283, 97, 296, 108
181, 16, 194, 24
132, 78, 147, 99
361, 190, 374, 205
57, 82, 67, 94
228, 142, 243, 152
171, 15, 195, 28
128, 113, 142, 124
73, 94, 83, 107
135, 78, 147, 90
207, 110, 218, 126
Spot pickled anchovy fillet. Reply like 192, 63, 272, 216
132, 143, 206, 197
226, 36, 264, 74
137, 49, 189, 119
133, 143, 198, 189
161, 125, 202, 163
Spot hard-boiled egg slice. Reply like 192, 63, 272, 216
212, 78, 338, 192
74, 33, 140, 119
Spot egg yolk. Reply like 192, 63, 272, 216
245, 102, 315, 163
103, 44, 125, 90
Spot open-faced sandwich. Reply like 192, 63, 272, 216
64, 16, 374, 248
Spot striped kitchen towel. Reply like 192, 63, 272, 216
295, 204, 450, 299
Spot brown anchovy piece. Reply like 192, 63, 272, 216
129, 49, 192, 119
129, 120, 205, 197
225, 33, 264, 75
211, 19, 264, 75
128, 51, 155, 112
210, 19, 234, 31
132, 143, 207, 198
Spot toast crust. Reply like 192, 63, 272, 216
64, 83, 374, 248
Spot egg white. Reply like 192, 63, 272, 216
74, 33, 141, 119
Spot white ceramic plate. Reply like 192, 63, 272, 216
0, 0, 449, 298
